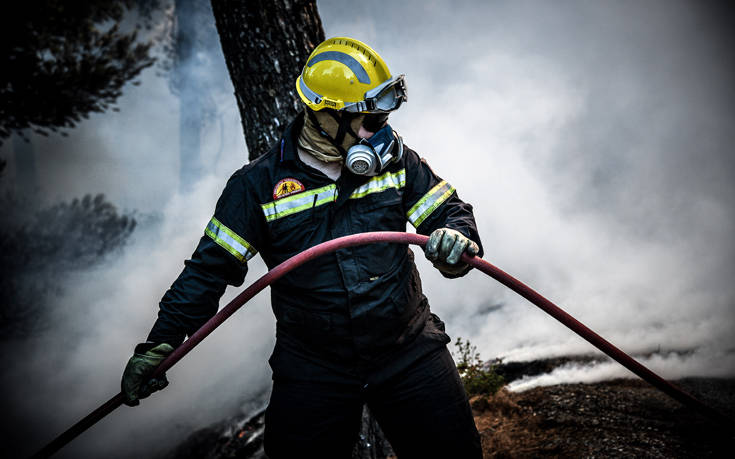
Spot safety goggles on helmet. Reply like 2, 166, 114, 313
297, 37, 406, 114
343, 75, 407, 113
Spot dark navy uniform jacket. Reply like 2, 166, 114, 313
147, 112, 483, 377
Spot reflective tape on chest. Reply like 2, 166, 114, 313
261, 184, 337, 222
260, 170, 407, 222
349, 169, 406, 199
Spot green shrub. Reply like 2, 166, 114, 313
454, 337, 505, 396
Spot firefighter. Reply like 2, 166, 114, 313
122, 37, 483, 458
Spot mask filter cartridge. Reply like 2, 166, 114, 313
345, 124, 403, 176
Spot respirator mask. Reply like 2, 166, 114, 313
345, 123, 404, 176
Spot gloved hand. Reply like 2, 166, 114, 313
424, 228, 479, 278
121, 342, 174, 406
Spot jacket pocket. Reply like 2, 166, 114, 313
350, 191, 406, 276
355, 192, 402, 212
268, 205, 312, 237
274, 302, 332, 333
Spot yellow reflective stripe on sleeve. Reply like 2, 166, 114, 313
406, 180, 456, 228
349, 169, 405, 199
205, 217, 257, 262
260, 184, 337, 222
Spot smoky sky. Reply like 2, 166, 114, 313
319, 0, 735, 378
1, 0, 734, 457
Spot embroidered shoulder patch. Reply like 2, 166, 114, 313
273, 178, 305, 200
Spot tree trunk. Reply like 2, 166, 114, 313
210, 0, 324, 160
210, 2, 394, 457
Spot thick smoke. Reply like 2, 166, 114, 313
320, 0, 735, 386
0, 5, 274, 458
508, 348, 735, 392
0, 175, 275, 458
1, 0, 734, 457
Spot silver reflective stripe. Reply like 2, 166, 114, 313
307, 51, 371, 84
261, 184, 337, 222
407, 180, 456, 228
205, 217, 257, 263
299, 76, 322, 104
350, 169, 406, 199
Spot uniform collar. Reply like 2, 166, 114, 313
279, 111, 306, 163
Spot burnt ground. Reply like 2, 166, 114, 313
473, 378, 735, 458
161, 358, 735, 459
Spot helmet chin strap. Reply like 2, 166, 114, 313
305, 108, 360, 158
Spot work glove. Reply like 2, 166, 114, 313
121, 342, 174, 406
424, 228, 479, 278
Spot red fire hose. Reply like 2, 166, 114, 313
33, 231, 731, 457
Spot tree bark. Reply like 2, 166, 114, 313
210, 0, 324, 160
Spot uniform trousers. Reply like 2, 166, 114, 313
263, 344, 482, 458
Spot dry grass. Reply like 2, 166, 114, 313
472, 388, 566, 458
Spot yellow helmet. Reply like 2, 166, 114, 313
296, 37, 407, 113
